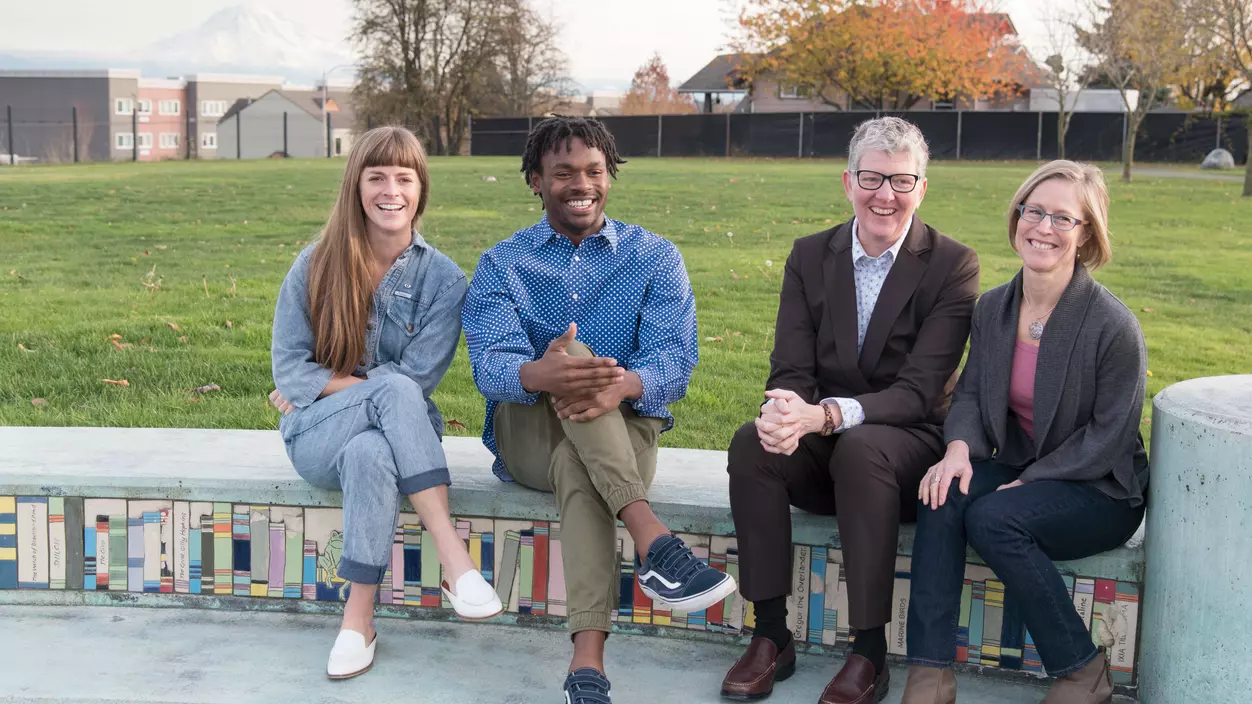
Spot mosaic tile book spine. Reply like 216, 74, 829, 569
0, 496, 1141, 684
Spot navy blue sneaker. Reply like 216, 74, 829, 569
636, 534, 737, 613
563, 667, 611, 703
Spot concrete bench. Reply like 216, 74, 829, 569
0, 426, 1145, 688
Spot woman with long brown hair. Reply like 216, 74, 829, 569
270, 126, 502, 680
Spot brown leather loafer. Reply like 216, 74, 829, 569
721, 637, 797, 700
818, 654, 889, 704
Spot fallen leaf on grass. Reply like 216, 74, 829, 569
192, 383, 221, 395
185, 397, 201, 404
704, 336, 725, 343
446, 419, 467, 432
1141, 308, 1154, 313
102, 379, 130, 387
224, 320, 233, 329
110, 339, 132, 351
177, 336, 188, 344
155, 244, 168, 250
1146, 370, 1154, 377
31, 398, 48, 407
18, 343, 33, 352
166, 322, 181, 332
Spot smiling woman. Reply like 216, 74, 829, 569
268, 126, 502, 681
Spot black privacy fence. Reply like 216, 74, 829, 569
468, 111, 1249, 164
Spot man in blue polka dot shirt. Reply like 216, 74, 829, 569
463, 116, 736, 704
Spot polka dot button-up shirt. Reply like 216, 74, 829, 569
463, 215, 698, 481
819, 217, 910, 432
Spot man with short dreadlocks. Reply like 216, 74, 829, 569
463, 116, 734, 703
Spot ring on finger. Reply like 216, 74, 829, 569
930, 473, 941, 485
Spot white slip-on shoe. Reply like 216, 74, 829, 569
326, 629, 376, 680
442, 570, 504, 621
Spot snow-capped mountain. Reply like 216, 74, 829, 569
136, 5, 353, 79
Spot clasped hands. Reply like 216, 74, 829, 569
520, 323, 639, 422
754, 389, 841, 456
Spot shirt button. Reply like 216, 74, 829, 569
574, 255, 580, 262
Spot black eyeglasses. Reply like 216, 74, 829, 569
1017, 204, 1085, 232
852, 170, 920, 193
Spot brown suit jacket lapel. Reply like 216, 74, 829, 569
859, 218, 930, 379
824, 223, 871, 392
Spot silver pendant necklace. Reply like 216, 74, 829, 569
1023, 292, 1055, 340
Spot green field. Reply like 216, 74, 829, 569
1, 157, 1248, 449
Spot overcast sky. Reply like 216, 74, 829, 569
2, 0, 1082, 91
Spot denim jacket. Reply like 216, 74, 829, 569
271, 232, 467, 437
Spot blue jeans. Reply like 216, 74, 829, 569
906, 460, 1144, 676
280, 375, 452, 585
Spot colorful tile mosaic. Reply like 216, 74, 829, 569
0, 495, 1142, 684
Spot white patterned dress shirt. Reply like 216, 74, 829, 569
821, 217, 911, 432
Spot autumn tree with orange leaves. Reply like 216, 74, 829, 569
734, 0, 1022, 110
620, 54, 698, 115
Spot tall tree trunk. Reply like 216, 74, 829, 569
1058, 111, 1069, 160
1245, 123, 1252, 197
1122, 115, 1140, 183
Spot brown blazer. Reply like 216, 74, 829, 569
767, 217, 980, 432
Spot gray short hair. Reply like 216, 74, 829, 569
848, 117, 930, 178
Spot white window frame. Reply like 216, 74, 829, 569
201, 100, 228, 117
136, 132, 153, 149
201, 132, 218, 149
158, 99, 181, 116
159, 132, 180, 149
136, 99, 152, 115
115, 98, 134, 115
115, 132, 134, 150
778, 84, 811, 100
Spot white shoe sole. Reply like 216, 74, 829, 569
641, 574, 737, 613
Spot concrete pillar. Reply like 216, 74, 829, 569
1140, 375, 1252, 702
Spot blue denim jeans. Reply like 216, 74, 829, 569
906, 460, 1144, 676
280, 375, 452, 585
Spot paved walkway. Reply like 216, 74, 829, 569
0, 604, 1137, 704
1135, 167, 1245, 183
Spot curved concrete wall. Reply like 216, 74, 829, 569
1140, 375, 1252, 703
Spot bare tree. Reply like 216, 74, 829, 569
350, 0, 567, 154
1197, 0, 1252, 195
489, 1, 572, 116
1078, 0, 1205, 182
1040, 8, 1093, 159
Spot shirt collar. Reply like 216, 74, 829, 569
408, 230, 430, 252
530, 213, 619, 252
851, 216, 910, 264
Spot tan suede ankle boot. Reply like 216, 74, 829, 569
901, 665, 957, 704
1041, 649, 1113, 704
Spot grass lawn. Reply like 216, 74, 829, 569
1, 157, 1249, 450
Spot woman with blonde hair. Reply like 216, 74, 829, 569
270, 126, 502, 680
901, 161, 1148, 704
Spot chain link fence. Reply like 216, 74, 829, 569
469, 111, 1249, 165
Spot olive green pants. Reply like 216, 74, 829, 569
494, 341, 664, 634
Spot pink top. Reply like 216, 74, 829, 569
1008, 339, 1040, 441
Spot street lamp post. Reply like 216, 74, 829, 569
321, 64, 356, 158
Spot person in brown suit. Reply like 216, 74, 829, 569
720, 116, 980, 703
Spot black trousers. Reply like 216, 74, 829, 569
727, 421, 942, 629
